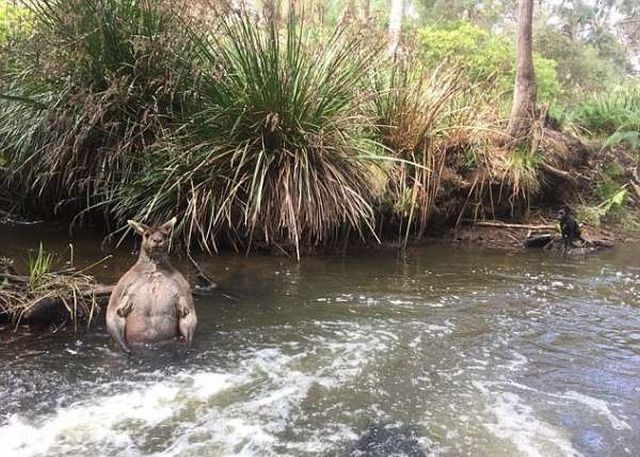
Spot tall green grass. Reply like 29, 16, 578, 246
112, 14, 380, 255
571, 86, 640, 137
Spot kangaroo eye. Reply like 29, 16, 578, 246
144, 233, 149, 238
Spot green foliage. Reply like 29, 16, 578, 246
370, 59, 463, 241
571, 85, 640, 137
2, 2, 633, 251
416, 0, 512, 29
534, 26, 624, 98
1, 0, 196, 214
595, 162, 625, 201
597, 85, 640, 154
501, 146, 541, 203
549, 0, 631, 73
0, 3, 34, 78
418, 22, 561, 102
27, 242, 53, 290
605, 130, 640, 153
577, 187, 628, 227
0, 3, 32, 44
577, 161, 630, 227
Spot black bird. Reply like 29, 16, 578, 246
556, 207, 584, 251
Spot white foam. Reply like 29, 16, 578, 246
564, 391, 631, 431
2, 382, 180, 456
474, 382, 584, 457
505, 351, 529, 371
186, 372, 234, 400
1, 371, 237, 457
2, 323, 396, 457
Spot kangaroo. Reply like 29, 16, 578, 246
106, 217, 197, 353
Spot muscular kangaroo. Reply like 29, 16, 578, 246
106, 217, 197, 353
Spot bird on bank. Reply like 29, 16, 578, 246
556, 207, 584, 251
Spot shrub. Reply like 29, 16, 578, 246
370, 58, 463, 242
418, 22, 561, 103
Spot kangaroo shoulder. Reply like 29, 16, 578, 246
160, 264, 190, 291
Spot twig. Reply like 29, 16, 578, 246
184, 250, 217, 290
542, 163, 577, 183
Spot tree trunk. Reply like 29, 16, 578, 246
388, 0, 405, 55
508, 0, 537, 139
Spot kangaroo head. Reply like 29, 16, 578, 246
127, 217, 177, 259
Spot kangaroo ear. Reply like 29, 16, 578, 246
127, 220, 150, 235
159, 217, 177, 234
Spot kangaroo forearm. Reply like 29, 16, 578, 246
179, 313, 197, 347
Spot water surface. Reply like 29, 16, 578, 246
1, 226, 638, 456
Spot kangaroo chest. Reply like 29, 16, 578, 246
127, 270, 180, 315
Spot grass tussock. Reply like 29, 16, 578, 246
372, 59, 462, 242
1, 0, 197, 216
113, 14, 380, 256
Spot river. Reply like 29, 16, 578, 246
0, 225, 638, 456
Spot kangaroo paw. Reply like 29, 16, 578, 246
116, 300, 134, 318
176, 297, 190, 318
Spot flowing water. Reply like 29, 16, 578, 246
0, 225, 639, 457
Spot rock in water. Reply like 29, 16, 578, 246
349, 423, 426, 457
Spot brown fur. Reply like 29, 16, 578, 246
106, 217, 197, 353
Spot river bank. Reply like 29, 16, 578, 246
2, 2, 638, 259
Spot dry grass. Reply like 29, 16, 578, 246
0, 248, 106, 330
371, 60, 462, 243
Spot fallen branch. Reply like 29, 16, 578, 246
0, 272, 29, 284
465, 220, 558, 231
524, 234, 556, 248
22, 285, 114, 321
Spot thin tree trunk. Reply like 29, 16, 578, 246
262, 0, 278, 24
341, 0, 357, 24
508, 0, 537, 139
361, 0, 370, 26
388, 0, 405, 55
